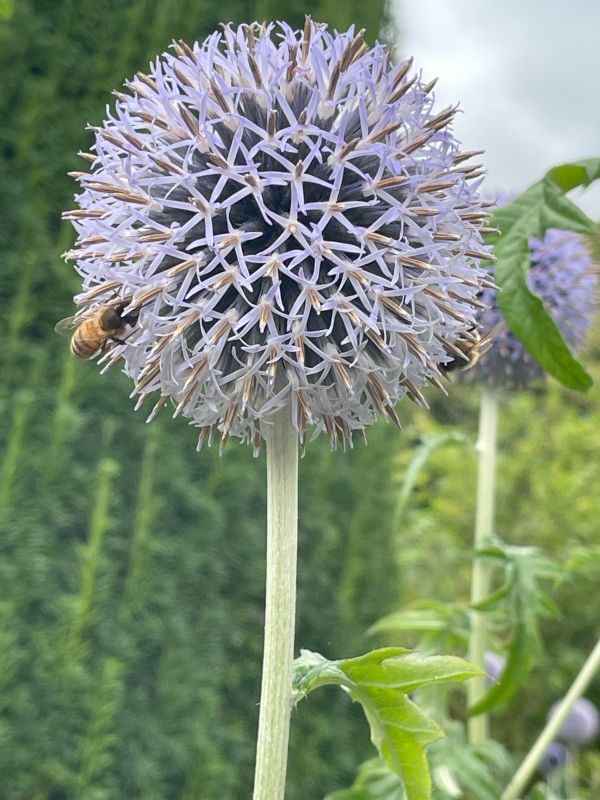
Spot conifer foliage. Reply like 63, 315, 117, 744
0, 2, 394, 798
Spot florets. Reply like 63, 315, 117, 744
63, 20, 492, 451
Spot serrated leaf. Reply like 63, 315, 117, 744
341, 651, 481, 693
468, 543, 565, 714
294, 649, 481, 800
489, 158, 600, 391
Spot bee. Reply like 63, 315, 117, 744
55, 302, 139, 359
440, 323, 502, 374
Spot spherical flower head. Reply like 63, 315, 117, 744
461, 207, 598, 389
63, 19, 492, 452
548, 697, 599, 746
538, 741, 567, 776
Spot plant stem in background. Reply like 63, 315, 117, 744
467, 386, 499, 743
252, 408, 298, 800
502, 638, 600, 800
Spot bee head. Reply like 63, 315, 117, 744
100, 303, 139, 331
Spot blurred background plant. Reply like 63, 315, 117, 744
2, 2, 600, 799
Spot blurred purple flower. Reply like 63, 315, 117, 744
538, 741, 568, 776
63, 20, 491, 451
484, 650, 505, 685
462, 213, 597, 388
548, 697, 599, 746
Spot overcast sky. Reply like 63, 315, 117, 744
392, 0, 600, 216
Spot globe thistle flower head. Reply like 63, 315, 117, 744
538, 741, 567, 776
461, 207, 598, 389
63, 19, 492, 452
549, 697, 599, 746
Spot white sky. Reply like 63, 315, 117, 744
392, 0, 600, 217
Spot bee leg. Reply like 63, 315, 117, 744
111, 328, 138, 347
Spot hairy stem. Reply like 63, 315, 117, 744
502, 638, 600, 800
252, 408, 298, 800
467, 386, 499, 743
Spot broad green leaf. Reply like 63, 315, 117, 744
341, 651, 481, 693
294, 648, 481, 800
489, 158, 600, 391
545, 159, 600, 193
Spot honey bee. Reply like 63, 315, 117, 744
55, 302, 139, 359
440, 323, 502, 374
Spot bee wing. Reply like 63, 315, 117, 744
54, 309, 95, 337
479, 322, 504, 354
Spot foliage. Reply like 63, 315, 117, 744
293, 649, 481, 800
326, 722, 514, 800
0, 2, 393, 799
487, 159, 600, 391
468, 541, 565, 715
3, 2, 600, 798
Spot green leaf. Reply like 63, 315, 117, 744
545, 158, 600, 193
489, 158, 600, 391
327, 726, 514, 800
391, 434, 468, 529
470, 566, 516, 611
294, 648, 482, 800
468, 542, 566, 715
369, 602, 470, 646
326, 758, 406, 800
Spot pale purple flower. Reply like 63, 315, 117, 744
548, 697, 599, 746
538, 741, 567, 776
484, 650, 505, 686
462, 222, 597, 389
63, 20, 492, 452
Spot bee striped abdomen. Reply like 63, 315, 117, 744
70, 318, 108, 359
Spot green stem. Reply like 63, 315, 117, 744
502, 638, 600, 800
252, 408, 298, 800
467, 386, 499, 743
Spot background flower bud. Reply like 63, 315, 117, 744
537, 741, 568, 776
461, 218, 597, 388
548, 697, 599, 746
484, 650, 506, 685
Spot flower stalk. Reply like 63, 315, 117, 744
501, 638, 600, 800
467, 386, 499, 743
252, 408, 298, 800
